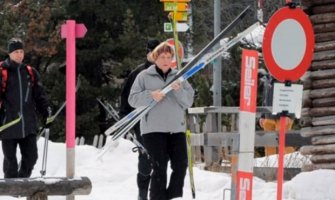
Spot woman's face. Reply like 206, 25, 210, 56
155, 52, 173, 73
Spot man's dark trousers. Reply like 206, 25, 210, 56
2, 134, 38, 178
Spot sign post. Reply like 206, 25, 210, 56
236, 49, 259, 200
60, 20, 87, 182
262, 4, 314, 200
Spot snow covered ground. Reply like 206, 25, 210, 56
0, 137, 335, 200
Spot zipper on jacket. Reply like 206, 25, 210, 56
24, 82, 31, 102
17, 66, 25, 137
2, 111, 6, 125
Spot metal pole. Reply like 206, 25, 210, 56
186, 3, 193, 59
213, 0, 222, 130
213, 1, 224, 198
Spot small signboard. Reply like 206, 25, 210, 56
169, 11, 188, 21
164, 22, 189, 32
164, 2, 188, 11
272, 83, 303, 118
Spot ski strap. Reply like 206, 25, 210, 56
0, 115, 22, 133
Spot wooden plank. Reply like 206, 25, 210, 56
311, 59, 335, 70
315, 32, 335, 43
310, 68, 335, 80
301, 108, 310, 117
312, 134, 335, 145
0, 177, 91, 197
300, 144, 335, 155
203, 114, 220, 168
309, 87, 335, 99
313, 49, 335, 61
312, 97, 335, 107
312, 115, 335, 126
301, 0, 335, 7
314, 23, 335, 33
310, 153, 335, 163
191, 131, 311, 147
312, 4, 335, 14
310, 106, 335, 117
312, 78, 335, 89
311, 12, 335, 24
303, 163, 335, 171
301, 125, 335, 137
188, 106, 272, 114
314, 40, 335, 52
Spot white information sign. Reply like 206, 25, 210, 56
164, 22, 190, 32
272, 83, 303, 118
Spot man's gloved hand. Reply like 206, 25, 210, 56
44, 107, 53, 128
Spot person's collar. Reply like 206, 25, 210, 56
155, 65, 171, 80
8, 59, 22, 69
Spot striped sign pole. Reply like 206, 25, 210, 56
236, 49, 259, 200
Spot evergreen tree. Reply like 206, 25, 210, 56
0, 0, 280, 143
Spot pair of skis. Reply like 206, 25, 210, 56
97, 99, 150, 154
96, 99, 157, 166
105, 6, 258, 141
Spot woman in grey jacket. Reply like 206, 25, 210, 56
129, 42, 194, 200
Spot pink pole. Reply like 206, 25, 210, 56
277, 116, 286, 200
61, 20, 86, 181
65, 20, 76, 149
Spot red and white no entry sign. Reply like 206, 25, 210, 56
166, 38, 184, 68
262, 7, 314, 82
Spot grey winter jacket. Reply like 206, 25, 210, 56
128, 65, 194, 135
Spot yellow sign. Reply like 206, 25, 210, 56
164, 2, 188, 12
169, 12, 188, 21
160, 0, 190, 2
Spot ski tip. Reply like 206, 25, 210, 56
104, 129, 113, 136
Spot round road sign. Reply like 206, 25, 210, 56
262, 7, 314, 82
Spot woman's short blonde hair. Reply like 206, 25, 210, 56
151, 42, 175, 60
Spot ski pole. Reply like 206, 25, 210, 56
37, 78, 82, 140
40, 128, 50, 177
186, 130, 196, 199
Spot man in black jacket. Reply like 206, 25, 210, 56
119, 39, 160, 200
0, 38, 51, 178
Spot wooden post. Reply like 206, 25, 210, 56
0, 177, 92, 199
